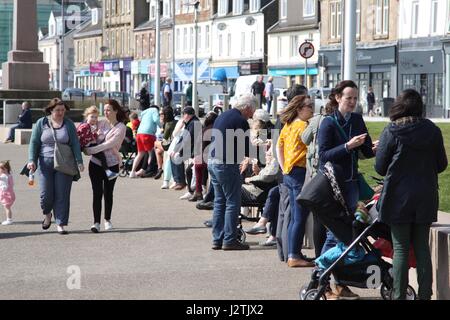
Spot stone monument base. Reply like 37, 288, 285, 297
2, 60, 49, 90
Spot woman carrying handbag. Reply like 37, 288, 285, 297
28, 98, 84, 235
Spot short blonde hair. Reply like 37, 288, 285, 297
84, 105, 99, 118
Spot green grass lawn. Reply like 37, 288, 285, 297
360, 122, 450, 213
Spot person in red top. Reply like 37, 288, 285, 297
129, 112, 140, 136
77, 106, 118, 180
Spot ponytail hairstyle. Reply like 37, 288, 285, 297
0, 160, 12, 174
325, 80, 358, 114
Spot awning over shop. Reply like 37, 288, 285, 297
212, 68, 227, 81
268, 67, 318, 76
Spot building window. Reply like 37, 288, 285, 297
227, 33, 231, 56
290, 35, 298, 57
198, 27, 202, 51
218, 0, 228, 16
241, 32, 245, 55
251, 31, 256, 55
205, 25, 210, 50
412, 1, 419, 37
280, 0, 287, 19
277, 37, 282, 59
128, 30, 132, 55
183, 28, 188, 52
330, 1, 342, 40
176, 29, 180, 53
150, 0, 156, 20
175, 0, 181, 14
163, 0, 170, 18
430, 0, 438, 35
303, 0, 315, 17
168, 32, 172, 57
219, 34, 223, 56
356, 0, 361, 39
190, 27, 194, 53
375, 0, 389, 36
233, 0, 243, 15
250, 0, 260, 12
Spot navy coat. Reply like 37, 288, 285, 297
318, 110, 374, 182
375, 119, 448, 224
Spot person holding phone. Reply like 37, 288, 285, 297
317, 80, 376, 299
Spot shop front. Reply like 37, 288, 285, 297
320, 45, 397, 113
268, 66, 318, 89
103, 59, 120, 92
210, 65, 239, 94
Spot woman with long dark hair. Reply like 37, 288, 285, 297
376, 89, 447, 300
85, 99, 126, 233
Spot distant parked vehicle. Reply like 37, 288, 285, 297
62, 88, 85, 100
85, 90, 106, 99
308, 87, 332, 114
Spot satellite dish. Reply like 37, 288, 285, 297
245, 16, 255, 25
217, 23, 226, 31
100, 46, 108, 53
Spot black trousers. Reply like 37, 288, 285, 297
89, 161, 119, 224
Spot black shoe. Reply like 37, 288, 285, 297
203, 220, 212, 228
42, 215, 52, 230
223, 241, 250, 251
58, 230, 69, 235
142, 170, 157, 178
196, 201, 214, 210
211, 243, 222, 250
153, 169, 163, 180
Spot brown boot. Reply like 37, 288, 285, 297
287, 258, 315, 268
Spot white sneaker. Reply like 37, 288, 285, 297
179, 192, 193, 200
161, 181, 169, 189
129, 171, 137, 178
90, 223, 100, 233
1, 219, 13, 225
104, 220, 113, 231
106, 169, 119, 180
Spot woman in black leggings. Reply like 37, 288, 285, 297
85, 100, 126, 233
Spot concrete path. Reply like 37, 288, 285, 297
0, 143, 447, 300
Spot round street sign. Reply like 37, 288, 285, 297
299, 41, 315, 59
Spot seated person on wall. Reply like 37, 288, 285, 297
4, 102, 32, 143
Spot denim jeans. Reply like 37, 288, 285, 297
266, 99, 272, 114
320, 180, 359, 255
284, 166, 309, 259
208, 163, 241, 245
170, 159, 186, 184
38, 156, 74, 226
262, 186, 280, 237
6, 123, 23, 141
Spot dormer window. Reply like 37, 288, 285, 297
92, 8, 98, 25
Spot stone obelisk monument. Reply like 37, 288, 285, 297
2, 0, 49, 90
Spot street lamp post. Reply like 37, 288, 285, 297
343, 0, 357, 81
59, 0, 65, 91
154, 0, 161, 106
192, 1, 200, 116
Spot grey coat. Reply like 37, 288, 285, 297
375, 118, 447, 224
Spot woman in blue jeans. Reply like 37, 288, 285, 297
276, 95, 314, 268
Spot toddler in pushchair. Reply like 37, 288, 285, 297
119, 126, 137, 177
297, 162, 417, 300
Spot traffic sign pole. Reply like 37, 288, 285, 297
299, 41, 315, 88
305, 57, 308, 87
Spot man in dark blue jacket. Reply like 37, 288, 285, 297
5, 101, 32, 143
208, 93, 257, 250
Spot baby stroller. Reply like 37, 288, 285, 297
119, 127, 137, 177
297, 163, 417, 300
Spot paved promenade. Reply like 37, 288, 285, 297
0, 142, 446, 300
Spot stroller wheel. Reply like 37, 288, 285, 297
304, 289, 326, 300
380, 284, 392, 300
387, 285, 417, 300
119, 168, 128, 177
236, 227, 246, 244
299, 284, 312, 300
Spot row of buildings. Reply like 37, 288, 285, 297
35, 0, 450, 117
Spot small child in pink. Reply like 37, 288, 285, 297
0, 160, 16, 225
77, 106, 118, 180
